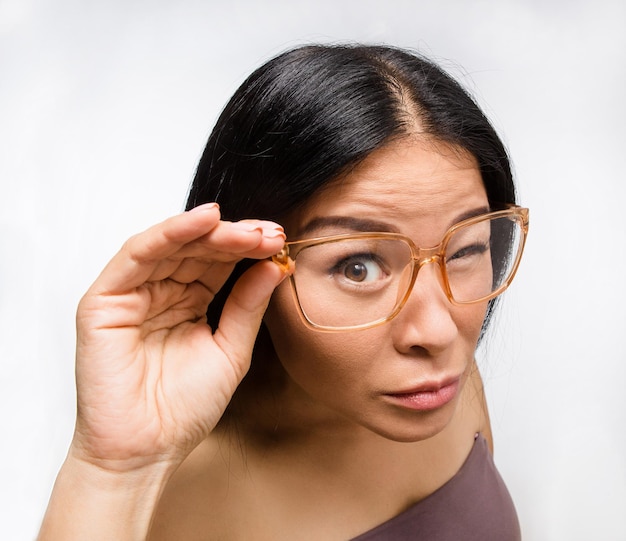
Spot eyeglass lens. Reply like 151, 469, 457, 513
290, 215, 524, 329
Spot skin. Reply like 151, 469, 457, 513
39, 137, 494, 541
38, 208, 289, 540
149, 137, 494, 540
263, 136, 490, 443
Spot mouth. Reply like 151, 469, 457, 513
384, 377, 461, 412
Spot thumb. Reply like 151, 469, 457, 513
212, 260, 287, 378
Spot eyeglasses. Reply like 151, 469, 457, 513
272, 206, 529, 332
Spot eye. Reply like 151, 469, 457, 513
446, 242, 489, 264
331, 254, 386, 283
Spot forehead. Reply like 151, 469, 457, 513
286, 137, 488, 238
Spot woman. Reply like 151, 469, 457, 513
39, 44, 528, 540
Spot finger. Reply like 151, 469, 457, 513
212, 260, 288, 379
92, 204, 223, 294
96, 214, 286, 294
172, 221, 286, 262
141, 280, 214, 331
145, 225, 285, 285
156, 257, 224, 286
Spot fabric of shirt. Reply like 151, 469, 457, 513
350, 434, 521, 540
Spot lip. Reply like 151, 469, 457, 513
384, 377, 461, 412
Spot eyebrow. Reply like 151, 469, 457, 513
297, 216, 401, 237
297, 206, 492, 238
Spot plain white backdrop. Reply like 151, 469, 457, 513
1, 1, 625, 539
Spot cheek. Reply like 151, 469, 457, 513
264, 283, 378, 393
264, 282, 328, 378
264, 279, 310, 353
453, 301, 489, 346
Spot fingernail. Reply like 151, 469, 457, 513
230, 222, 263, 233
262, 222, 284, 232
263, 229, 287, 240
189, 202, 219, 213
239, 220, 284, 232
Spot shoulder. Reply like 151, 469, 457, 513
351, 434, 521, 541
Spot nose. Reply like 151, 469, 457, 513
390, 260, 458, 356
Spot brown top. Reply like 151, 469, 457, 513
350, 434, 521, 540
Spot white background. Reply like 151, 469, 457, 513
1, 1, 625, 539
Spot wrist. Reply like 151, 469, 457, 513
38, 452, 178, 541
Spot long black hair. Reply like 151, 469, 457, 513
186, 44, 515, 332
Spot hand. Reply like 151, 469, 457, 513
70, 203, 287, 472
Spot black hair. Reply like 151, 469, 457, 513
186, 44, 515, 333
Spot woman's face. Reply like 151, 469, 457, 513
263, 137, 490, 442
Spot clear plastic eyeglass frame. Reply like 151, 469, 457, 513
272, 205, 529, 332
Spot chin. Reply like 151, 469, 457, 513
361, 404, 457, 443
371, 423, 450, 444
